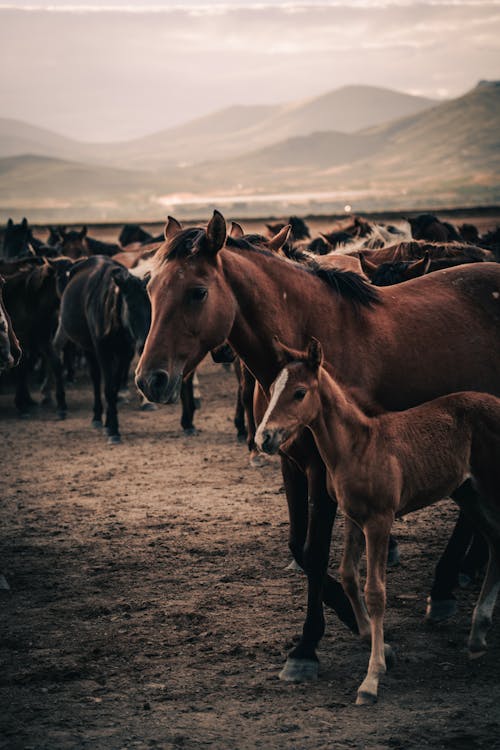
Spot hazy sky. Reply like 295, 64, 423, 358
1, 1, 499, 141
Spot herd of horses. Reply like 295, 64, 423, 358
1, 209, 500, 706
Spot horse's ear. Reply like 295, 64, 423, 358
271, 335, 302, 367
21, 217, 28, 228
307, 337, 323, 371
206, 210, 226, 255
7, 218, 13, 228
80, 226, 87, 239
404, 251, 431, 280
164, 216, 182, 241
358, 252, 378, 277
230, 221, 244, 239
267, 224, 291, 254
59, 227, 67, 240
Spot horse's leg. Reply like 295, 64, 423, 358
85, 350, 103, 428
426, 509, 475, 622
193, 371, 201, 409
339, 518, 371, 640
42, 342, 67, 419
280, 458, 337, 682
14, 353, 34, 416
180, 373, 196, 435
356, 514, 394, 706
233, 360, 247, 442
63, 342, 76, 383
99, 346, 122, 443
452, 481, 500, 657
281, 449, 358, 631
459, 532, 488, 588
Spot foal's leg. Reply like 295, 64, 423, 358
280, 460, 336, 682
233, 360, 247, 442
180, 373, 196, 435
356, 514, 394, 705
99, 346, 122, 443
339, 518, 371, 640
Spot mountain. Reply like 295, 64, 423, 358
0, 85, 436, 169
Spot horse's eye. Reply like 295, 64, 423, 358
294, 388, 307, 401
188, 287, 208, 303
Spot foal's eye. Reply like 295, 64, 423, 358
188, 287, 208, 303
294, 388, 307, 401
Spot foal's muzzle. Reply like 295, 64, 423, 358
135, 369, 182, 404
256, 428, 287, 455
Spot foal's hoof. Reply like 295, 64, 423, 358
356, 690, 377, 706
107, 434, 121, 445
279, 658, 318, 683
92, 419, 103, 429
425, 597, 457, 623
284, 559, 304, 573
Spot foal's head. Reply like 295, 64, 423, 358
255, 337, 324, 455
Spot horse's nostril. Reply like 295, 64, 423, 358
150, 370, 168, 392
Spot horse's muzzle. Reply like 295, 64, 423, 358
135, 369, 182, 404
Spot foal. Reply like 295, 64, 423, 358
255, 338, 500, 705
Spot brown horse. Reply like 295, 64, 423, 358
255, 337, 500, 704
136, 210, 500, 684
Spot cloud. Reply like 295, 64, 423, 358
1, 3, 499, 140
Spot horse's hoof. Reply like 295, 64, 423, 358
356, 690, 377, 706
56, 410, 67, 421
236, 432, 247, 443
107, 435, 121, 445
285, 559, 304, 573
18, 412, 31, 420
194, 398, 201, 410
384, 644, 396, 671
249, 452, 268, 468
425, 597, 457, 623
387, 544, 400, 568
140, 401, 157, 412
92, 419, 103, 429
41, 396, 53, 406
279, 658, 318, 683
183, 427, 199, 437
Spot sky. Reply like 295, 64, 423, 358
1, 1, 499, 141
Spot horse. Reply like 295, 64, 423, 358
2, 218, 36, 259
119, 224, 163, 247
255, 337, 500, 704
3, 260, 68, 418
135, 210, 500, 684
59, 227, 89, 259
0, 275, 22, 372
266, 216, 310, 242
408, 214, 463, 243
54, 256, 150, 443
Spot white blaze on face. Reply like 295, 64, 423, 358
255, 367, 289, 449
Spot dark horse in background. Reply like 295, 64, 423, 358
136, 210, 500, 685
0, 275, 22, 372
3, 260, 69, 418
54, 256, 151, 443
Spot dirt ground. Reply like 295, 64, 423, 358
1, 356, 500, 750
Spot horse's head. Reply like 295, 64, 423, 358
135, 210, 237, 404
111, 266, 151, 353
59, 226, 88, 259
255, 337, 323, 455
3, 217, 32, 258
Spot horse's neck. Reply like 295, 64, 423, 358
221, 249, 344, 389
309, 370, 373, 472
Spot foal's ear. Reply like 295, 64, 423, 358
206, 210, 226, 255
267, 224, 291, 254
164, 216, 183, 241
307, 337, 323, 371
230, 221, 244, 239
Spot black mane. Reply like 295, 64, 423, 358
156, 226, 380, 309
